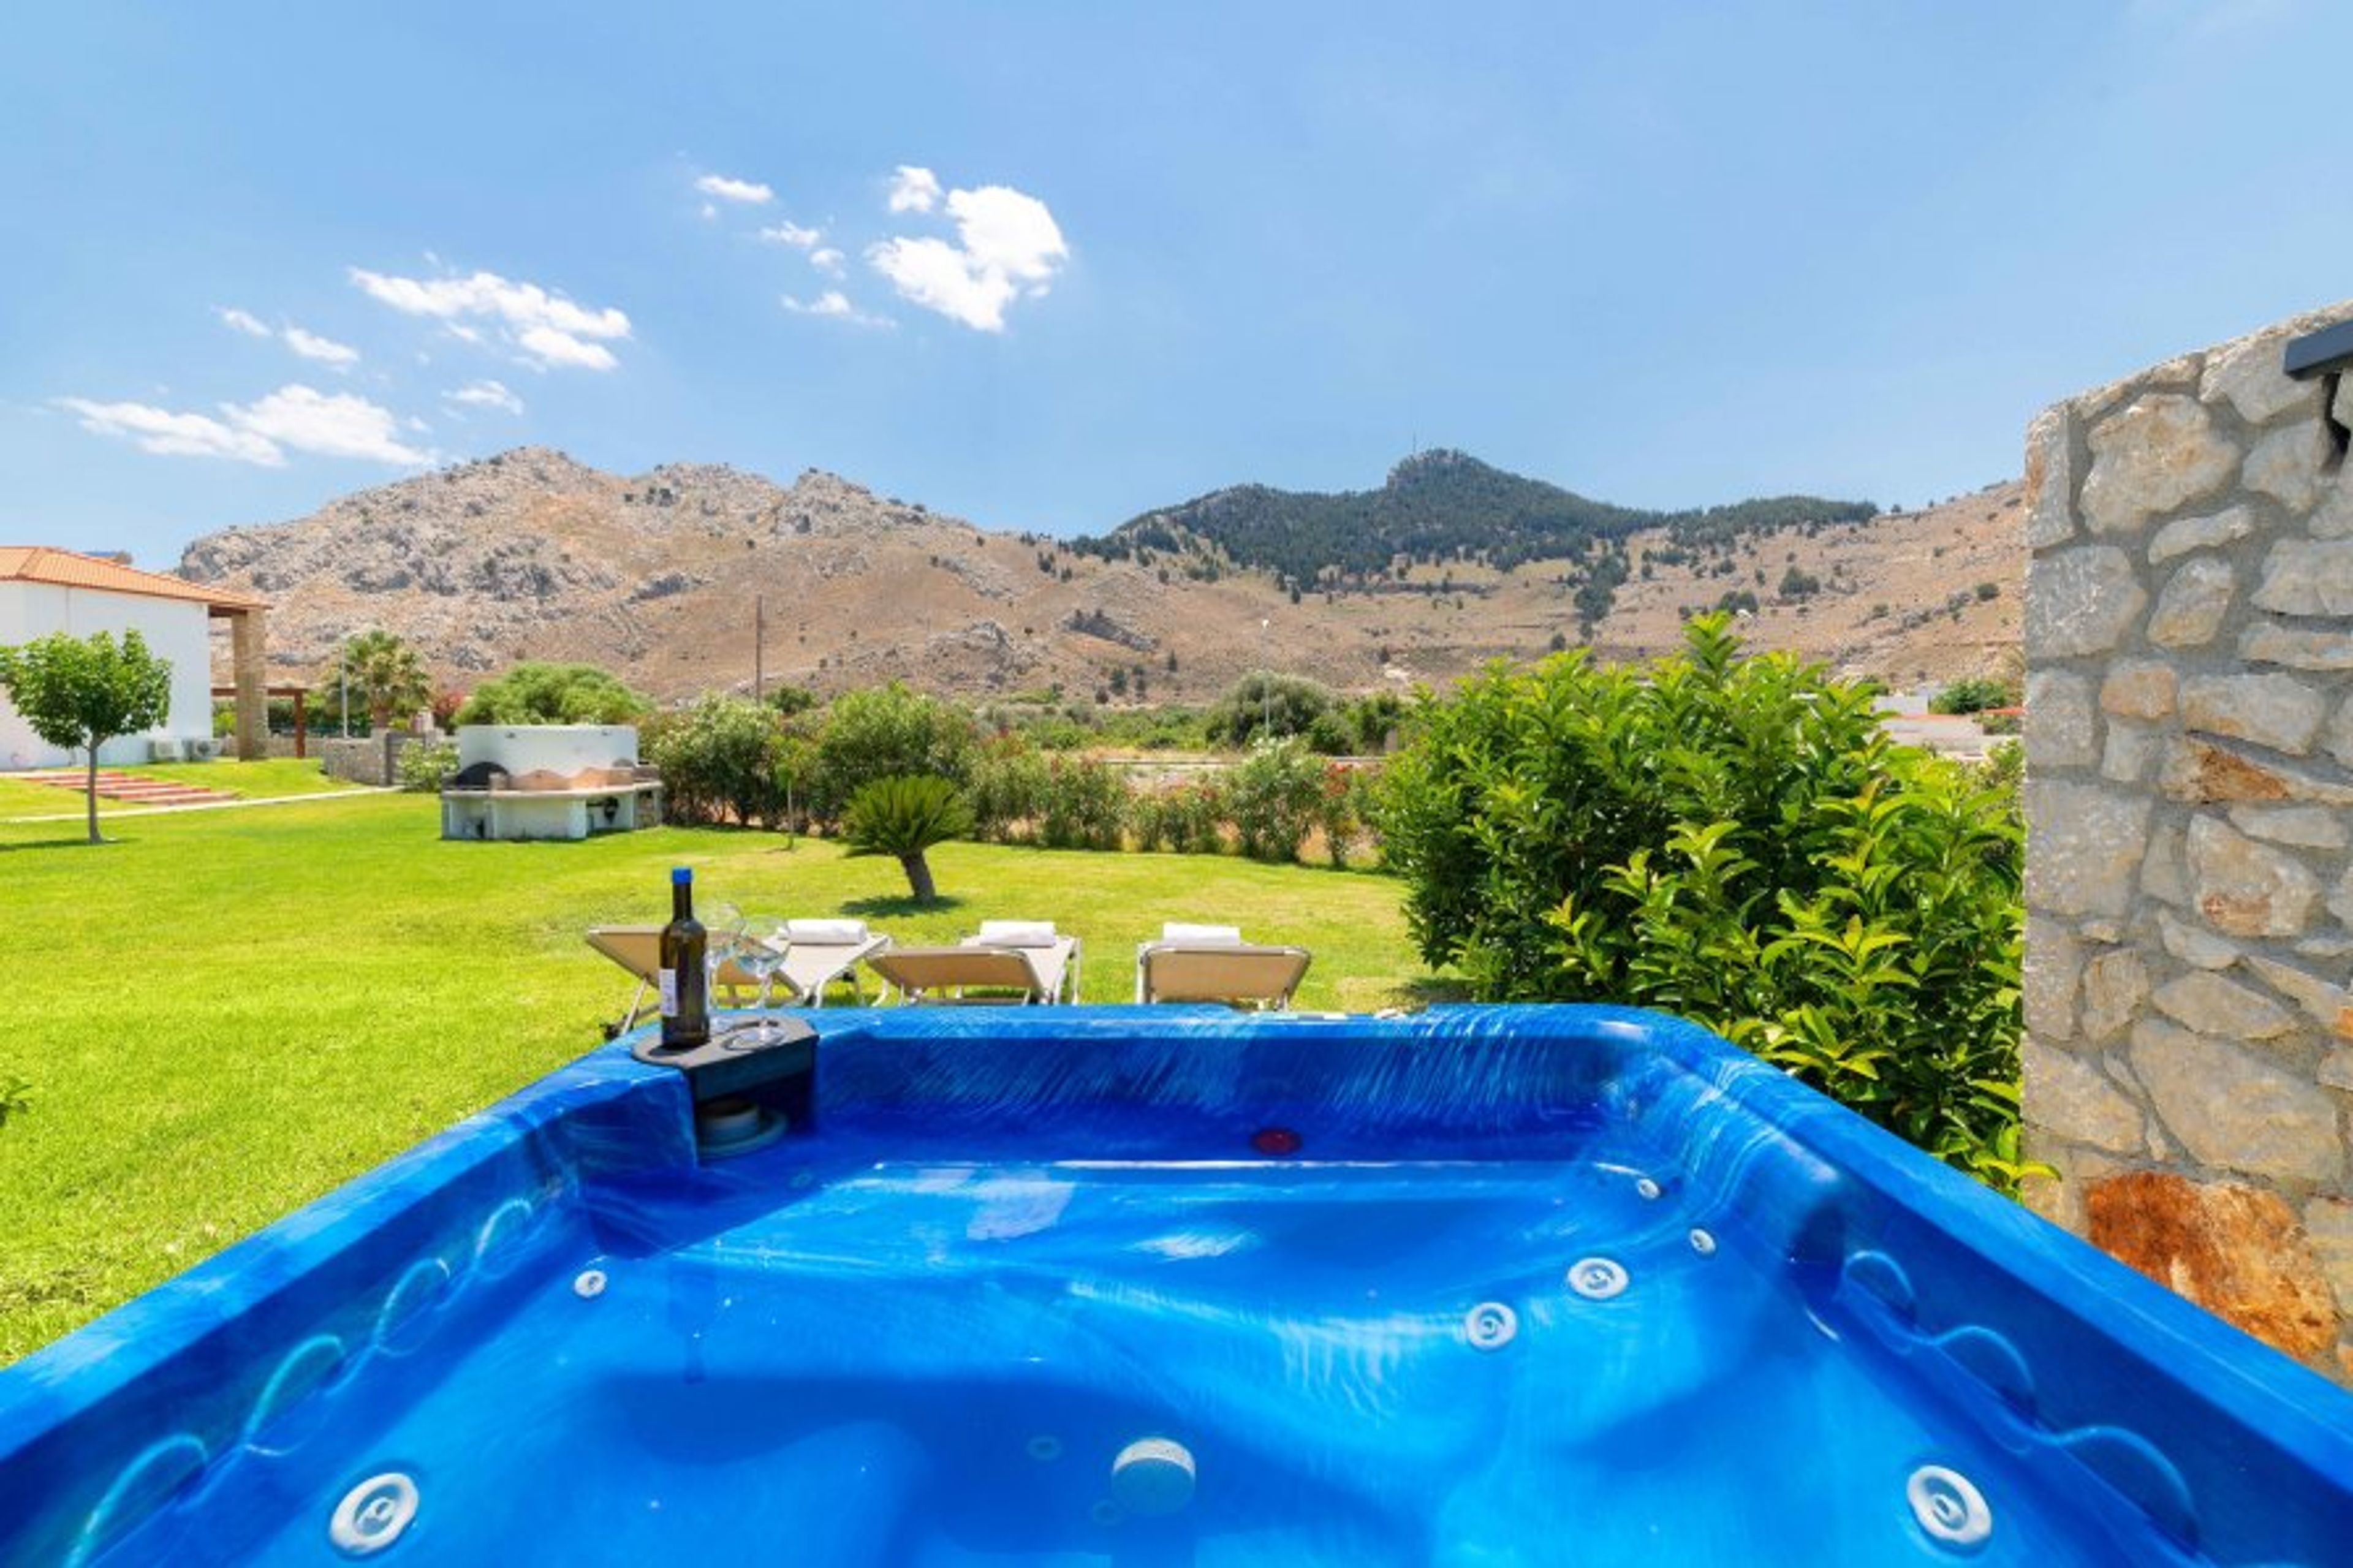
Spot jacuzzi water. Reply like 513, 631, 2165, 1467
4, 1007, 2351, 1566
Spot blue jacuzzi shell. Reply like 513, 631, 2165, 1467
2, 1005, 2349, 1565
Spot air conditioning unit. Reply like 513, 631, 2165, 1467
183, 738, 222, 762
148, 739, 184, 762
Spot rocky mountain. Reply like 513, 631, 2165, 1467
174, 447, 2023, 705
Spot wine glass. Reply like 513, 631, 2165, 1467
730, 918, 790, 1008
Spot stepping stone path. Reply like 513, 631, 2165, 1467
21, 770, 237, 808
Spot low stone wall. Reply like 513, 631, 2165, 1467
314, 733, 437, 788
2022, 299, 2353, 1382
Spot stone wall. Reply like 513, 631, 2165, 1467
2022, 299, 2353, 1384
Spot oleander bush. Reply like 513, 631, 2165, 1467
1225, 737, 1327, 862
1376, 616, 2028, 1189
394, 740, 458, 793
645, 695, 793, 828
1036, 754, 1129, 850
809, 682, 976, 827
1130, 779, 1229, 855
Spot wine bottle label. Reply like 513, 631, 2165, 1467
659, 971, 679, 1017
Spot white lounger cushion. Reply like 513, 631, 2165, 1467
1161, 922, 1243, 945
975, 919, 1060, 948
786, 918, 869, 944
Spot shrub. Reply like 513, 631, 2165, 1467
1224, 738, 1325, 862
967, 737, 1052, 843
395, 739, 458, 792
1131, 779, 1227, 855
1037, 754, 1129, 850
1930, 676, 2017, 716
810, 682, 976, 825
1313, 762, 1377, 868
1204, 672, 1336, 748
645, 695, 791, 828
455, 662, 649, 725
844, 773, 972, 903
1376, 617, 2027, 1189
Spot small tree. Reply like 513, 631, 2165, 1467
843, 774, 972, 903
328, 630, 432, 732
455, 662, 650, 725
0, 629, 172, 844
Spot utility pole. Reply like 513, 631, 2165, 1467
754, 594, 765, 703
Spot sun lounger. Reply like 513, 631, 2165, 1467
1135, 922, 1311, 1009
585, 925, 771, 1032
772, 918, 890, 1007
866, 920, 1081, 1005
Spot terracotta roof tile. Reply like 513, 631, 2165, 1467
0, 547, 265, 612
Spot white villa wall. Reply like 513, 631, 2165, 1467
0, 581, 215, 770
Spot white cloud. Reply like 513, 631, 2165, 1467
887, 165, 942, 214
781, 290, 893, 328
282, 326, 360, 367
515, 324, 618, 371
809, 247, 846, 276
696, 173, 773, 205
759, 220, 823, 249
867, 180, 1068, 331
445, 378, 525, 415
56, 397, 283, 465
700, 203, 718, 221
217, 308, 362, 369
227, 385, 432, 464
349, 266, 631, 372
57, 383, 430, 467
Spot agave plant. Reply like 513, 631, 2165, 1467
843, 773, 974, 903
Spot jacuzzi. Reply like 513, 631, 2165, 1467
3, 1007, 2349, 1565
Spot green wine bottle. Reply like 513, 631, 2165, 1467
659, 866, 710, 1050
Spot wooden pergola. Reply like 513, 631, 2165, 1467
210, 682, 310, 757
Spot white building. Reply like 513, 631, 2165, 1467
0, 548, 270, 771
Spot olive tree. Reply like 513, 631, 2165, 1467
0, 629, 172, 843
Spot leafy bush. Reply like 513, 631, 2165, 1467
967, 737, 1052, 843
843, 773, 972, 902
395, 739, 458, 792
810, 682, 976, 825
455, 662, 650, 725
1224, 738, 1325, 862
1930, 676, 2017, 716
645, 696, 790, 828
1037, 754, 1129, 850
1314, 762, 1377, 868
1131, 780, 1228, 855
1376, 618, 2027, 1189
1204, 672, 1336, 749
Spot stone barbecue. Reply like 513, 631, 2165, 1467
438, 724, 662, 841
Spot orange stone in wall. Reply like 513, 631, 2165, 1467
2086, 1171, 2338, 1361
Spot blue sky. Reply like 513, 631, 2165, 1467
6, 1, 2350, 569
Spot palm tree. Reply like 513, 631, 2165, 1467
843, 774, 972, 903
330, 631, 431, 733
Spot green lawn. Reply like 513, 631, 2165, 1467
0, 757, 363, 819
0, 792, 1430, 1362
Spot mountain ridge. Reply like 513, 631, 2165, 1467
173, 446, 2021, 705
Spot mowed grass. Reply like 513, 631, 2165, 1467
0, 791, 1430, 1362
0, 757, 363, 819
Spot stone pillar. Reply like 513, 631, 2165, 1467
231, 608, 268, 762
2021, 299, 2353, 1385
